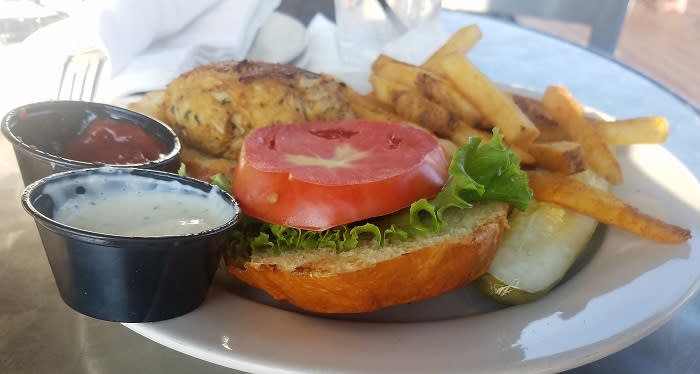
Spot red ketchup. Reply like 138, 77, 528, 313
63, 119, 168, 164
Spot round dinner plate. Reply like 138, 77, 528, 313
124, 87, 700, 373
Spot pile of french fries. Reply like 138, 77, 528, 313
345, 24, 690, 244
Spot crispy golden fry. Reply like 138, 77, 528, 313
542, 86, 623, 185
393, 91, 535, 163
415, 72, 483, 126
373, 55, 483, 126
509, 86, 670, 144
370, 75, 448, 132
393, 90, 458, 138
348, 98, 435, 136
370, 54, 393, 74
342, 82, 433, 133
349, 97, 405, 123
528, 141, 586, 175
511, 93, 670, 146
510, 93, 568, 142
436, 55, 540, 148
527, 170, 691, 244
422, 24, 482, 71
371, 55, 418, 87
341, 84, 406, 123
448, 125, 493, 145
369, 74, 413, 107
593, 116, 669, 145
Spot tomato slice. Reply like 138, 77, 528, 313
232, 120, 450, 231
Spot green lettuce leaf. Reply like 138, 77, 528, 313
434, 129, 532, 212
177, 162, 187, 176
210, 173, 232, 192
230, 130, 532, 257
177, 163, 233, 193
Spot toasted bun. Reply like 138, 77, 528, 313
224, 202, 509, 313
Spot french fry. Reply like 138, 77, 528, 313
346, 92, 407, 124
369, 74, 413, 107
510, 93, 569, 142
373, 55, 484, 126
371, 54, 394, 73
343, 84, 445, 137
448, 125, 491, 144
542, 86, 623, 185
511, 92, 670, 145
393, 91, 535, 163
371, 73, 482, 139
593, 116, 669, 145
528, 141, 586, 175
393, 90, 459, 137
436, 54, 541, 148
415, 72, 483, 126
526, 116, 671, 145
526, 170, 691, 244
422, 24, 482, 71
521, 87, 656, 143
371, 55, 419, 87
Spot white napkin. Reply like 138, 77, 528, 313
79, 0, 217, 74
304, 13, 447, 76
79, 0, 280, 99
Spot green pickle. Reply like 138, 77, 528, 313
475, 170, 608, 305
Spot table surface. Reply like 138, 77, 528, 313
1, 4, 699, 374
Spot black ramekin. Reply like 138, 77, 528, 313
21, 167, 240, 322
2, 100, 181, 186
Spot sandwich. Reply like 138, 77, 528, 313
126, 60, 670, 314
222, 119, 532, 313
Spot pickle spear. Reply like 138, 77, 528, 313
474, 170, 608, 305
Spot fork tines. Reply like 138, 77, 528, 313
57, 49, 106, 101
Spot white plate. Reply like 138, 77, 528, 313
124, 97, 700, 373
247, 12, 307, 64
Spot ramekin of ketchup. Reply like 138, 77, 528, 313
2, 100, 181, 186
63, 118, 168, 164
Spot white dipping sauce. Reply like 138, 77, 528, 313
44, 169, 236, 237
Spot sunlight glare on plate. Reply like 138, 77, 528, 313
621, 145, 700, 211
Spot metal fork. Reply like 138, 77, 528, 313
57, 48, 106, 101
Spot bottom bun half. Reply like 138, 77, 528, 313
225, 202, 510, 313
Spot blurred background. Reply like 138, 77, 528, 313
0, 0, 697, 106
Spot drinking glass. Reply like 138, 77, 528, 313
334, 0, 442, 69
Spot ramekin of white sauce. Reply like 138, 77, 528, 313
21, 167, 240, 322
42, 168, 236, 236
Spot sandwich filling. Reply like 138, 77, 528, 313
226, 123, 532, 258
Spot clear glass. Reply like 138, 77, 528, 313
334, 0, 442, 69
